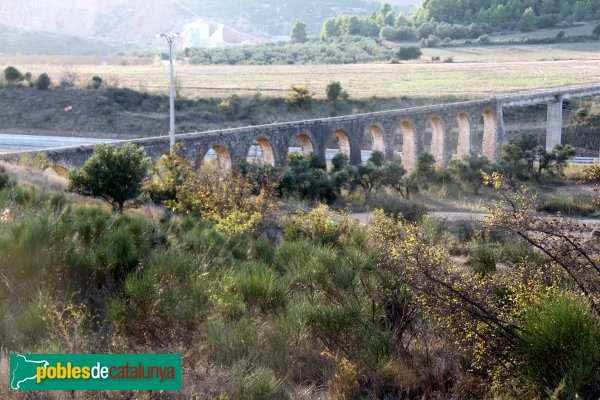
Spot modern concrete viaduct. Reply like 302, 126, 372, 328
3, 83, 599, 170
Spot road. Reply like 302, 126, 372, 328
352, 211, 600, 228
0, 134, 118, 152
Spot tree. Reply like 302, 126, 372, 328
285, 85, 313, 107
290, 19, 308, 43
448, 155, 493, 195
144, 145, 188, 204
499, 135, 574, 182
321, 18, 340, 39
280, 153, 337, 203
350, 151, 389, 202
381, 2, 393, 17
347, 15, 362, 35
384, 11, 396, 26
520, 7, 537, 32
395, 13, 408, 27
4, 66, 22, 83
415, 152, 438, 188
534, 144, 575, 181
68, 143, 151, 211
326, 81, 343, 101
35, 73, 51, 90
593, 23, 600, 39
498, 135, 538, 182
573, 0, 587, 20
380, 26, 397, 41
331, 153, 349, 172
381, 161, 419, 199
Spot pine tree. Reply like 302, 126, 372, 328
290, 19, 308, 43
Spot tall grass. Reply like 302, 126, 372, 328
539, 193, 598, 217
517, 292, 600, 396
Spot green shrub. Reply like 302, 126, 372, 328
593, 23, 600, 40
12, 185, 48, 208
517, 292, 600, 395
448, 155, 493, 195
396, 45, 422, 60
326, 81, 342, 101
274, 240, 321, 275
290, 19, 308, 43
68, 205, 112, 245
285, 85, 313, 107
0, 166, 13, 190
234, 261, 287, 314
500, 242, 547, 267
207, 317, 259, 365
68, 143, 151, 211
144, 149, 188, 204
234, 363, 289, 400
35, 73, 51, 90
282, 205, 360, 247
4, 66, 22, 83
421, 34, 441, 47
91, 75, 103, 89
539, 194, 598, 217
475, 34, 490, 44
369, 191, 427, 222
280, 153, 338, 203
467, 243, 497, 275
94, 219, 146, 279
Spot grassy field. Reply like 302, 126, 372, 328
1, 44, 600, 99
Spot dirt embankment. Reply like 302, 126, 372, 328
0, 86, 458, 139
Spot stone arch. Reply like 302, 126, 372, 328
336, 130, 351, 158
289, 132, 314, 155
456, 113, 471, 158
427, 116, 445, 164
248, 137, 276, 166
481, 109, 497, 161
367, 124, 386, 153
399, 120, 417, 170
202, 145, 232, 170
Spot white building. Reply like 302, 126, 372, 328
181, 19, 226, 48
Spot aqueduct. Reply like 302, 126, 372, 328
3, 83, 600, 170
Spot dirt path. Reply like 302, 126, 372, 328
352, 211, 600, 229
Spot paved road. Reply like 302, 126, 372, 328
0, 134, 119, 151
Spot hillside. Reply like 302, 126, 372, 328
0, 0, 417, 55
0, 0, 192, 52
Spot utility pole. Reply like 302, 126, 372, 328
156, 33, 179, 151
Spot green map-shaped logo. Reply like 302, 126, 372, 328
10, 354, 49, 389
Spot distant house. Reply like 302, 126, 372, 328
181, 18, 264, 48
181, 19, 227, 48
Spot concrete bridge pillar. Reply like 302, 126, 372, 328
546, 97, 563, 151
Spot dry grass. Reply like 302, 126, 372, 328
2, 45, 600, 99
0, 161, 67, 193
